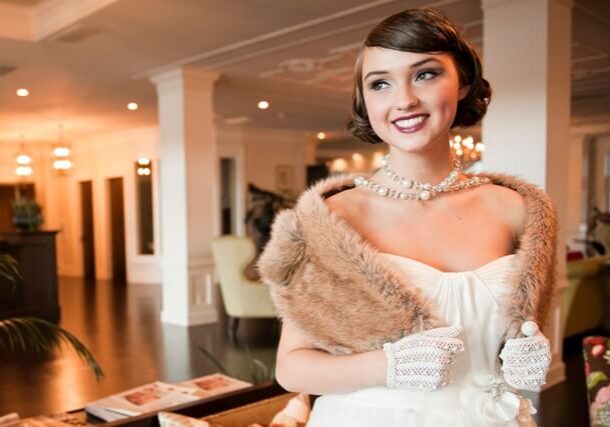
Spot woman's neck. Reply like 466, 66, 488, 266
378, 144, 455, 184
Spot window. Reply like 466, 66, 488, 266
135, 160, 154, 254
606, 152, 610, 212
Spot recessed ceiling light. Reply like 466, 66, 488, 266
16, 88, 29, 97
317, 132, 326, 140
257, 100, 270, 110
127, 102, 139, 111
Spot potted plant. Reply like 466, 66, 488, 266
11, 198, 43, 231
0, 252, 103, 379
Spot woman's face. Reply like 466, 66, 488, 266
361, 47, 468, 153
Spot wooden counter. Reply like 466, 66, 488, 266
0, 230, 60, 322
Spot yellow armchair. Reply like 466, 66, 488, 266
211, 236, 276, 336
564, 255, 610, 337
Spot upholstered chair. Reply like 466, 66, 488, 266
211, 236, 276, 336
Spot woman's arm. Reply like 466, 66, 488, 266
275, 319, 387, 395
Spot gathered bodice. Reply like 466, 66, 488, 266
379, 252, 517, 384
308, 252, 537, 426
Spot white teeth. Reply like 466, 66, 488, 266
394, 116, 426, 128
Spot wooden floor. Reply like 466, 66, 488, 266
0, 277, 279, 418
0, 277, 591, 426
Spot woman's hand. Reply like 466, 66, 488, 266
499, 321, 551, 391
383, 324, 465, 391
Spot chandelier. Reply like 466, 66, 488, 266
52, 125, 73, 174
15, 135, 32, 177
136, 158, 151, 175
449, 135, 484, 169
15, 153, 32, 177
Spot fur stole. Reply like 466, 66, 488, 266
258, 173, 557, 355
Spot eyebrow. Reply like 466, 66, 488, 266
363, 57, 442, 80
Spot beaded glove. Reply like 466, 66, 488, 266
499, 321, 551, 391
383, 324, 465, 391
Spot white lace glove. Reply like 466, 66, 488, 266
499, 321, 551, 391
383, 324, 465, 391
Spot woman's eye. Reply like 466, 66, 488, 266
415, 70, 439, 81
369, 80, 389, 91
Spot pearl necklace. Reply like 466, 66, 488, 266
354, 175, 491, 200
354, 155, 490, 201
380, 154, 462, 193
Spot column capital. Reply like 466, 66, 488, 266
481, 0, 573, 11
149, 66, 220, 91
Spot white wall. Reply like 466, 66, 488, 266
566, 130, 610, 251
565, 135, 586, 250
242, 126, 308, 197
217, 124, 309, 225
17, 124, 310, 284
44, 126, 162, 282
594, 134, 610, 213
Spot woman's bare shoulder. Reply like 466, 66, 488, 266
479, 183, 527, 237
324, 186, 369, 218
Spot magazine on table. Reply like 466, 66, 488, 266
176, 373, 252, 398
0, 412, 93, 427
84, 382, 199, 422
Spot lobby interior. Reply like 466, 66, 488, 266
0, 0, 609, 426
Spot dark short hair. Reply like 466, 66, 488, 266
347, 8, 492, 144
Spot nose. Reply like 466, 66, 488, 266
395, 84, 419, 110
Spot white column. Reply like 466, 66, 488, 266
566, 134, 587, 252
151, 66, 220, 326
481, 0, 573, 388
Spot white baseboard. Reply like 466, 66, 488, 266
160, 306, 218, 326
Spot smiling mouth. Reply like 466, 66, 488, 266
392, 114, 429, 133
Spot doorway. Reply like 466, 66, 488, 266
108, 177, 126, 283
0, 186, 15, 231
220, 158, 237, 235
80, 181, 96, 280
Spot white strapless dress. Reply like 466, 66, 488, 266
307, 253, 537, 427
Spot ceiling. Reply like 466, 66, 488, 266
0, 0, 608, 145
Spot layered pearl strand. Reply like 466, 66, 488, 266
381, 154, 462, 195
354, 154, 490, 201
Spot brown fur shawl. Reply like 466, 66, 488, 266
258, 173, 557, 355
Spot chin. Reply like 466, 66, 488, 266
385, 135, 436, 153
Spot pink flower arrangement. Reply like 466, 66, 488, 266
591, 384, 610, 425
585, 337, 607, 347
593, 344, 606, 358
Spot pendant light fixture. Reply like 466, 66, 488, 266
52, 124, 73, 174
15, 135, 32, 177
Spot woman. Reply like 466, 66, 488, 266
258, 8, 556, 426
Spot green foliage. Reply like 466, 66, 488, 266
588, 371, 608, 390
0, 252, 103, 380
0, 317, 103, 380
11, 198, 42, 231
0, 254, 21, 288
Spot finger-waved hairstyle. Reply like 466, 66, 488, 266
347, 8, 492, 144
